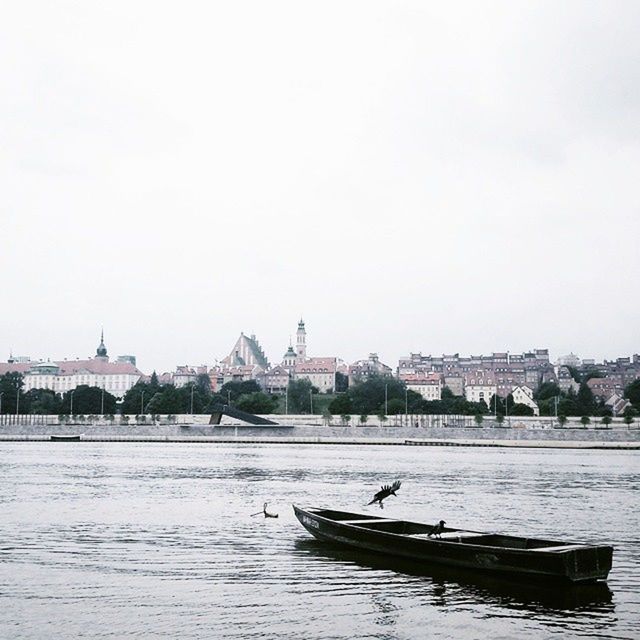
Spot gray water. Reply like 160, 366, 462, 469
0, 443, 638, 640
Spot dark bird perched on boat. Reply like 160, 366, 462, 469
250, 502, 279, 518
367, 480, 401, 509
428, 520, 446, 538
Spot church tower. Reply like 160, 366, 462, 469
296, 318, 307, 363
96, 329, 108, 360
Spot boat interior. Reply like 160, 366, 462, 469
308, 509, 575, 551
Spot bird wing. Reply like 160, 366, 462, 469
391, 480, 401, 492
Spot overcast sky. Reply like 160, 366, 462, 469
1, 1, 638, 374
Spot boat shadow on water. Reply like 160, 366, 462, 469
294, 538, 614, 614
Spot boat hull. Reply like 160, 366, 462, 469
293, 506, 612, 583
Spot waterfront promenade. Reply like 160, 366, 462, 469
0, 414, 638, 448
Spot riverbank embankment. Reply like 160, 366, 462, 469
1, 421, 638, 448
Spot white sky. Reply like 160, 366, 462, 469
1, 1, 639, 374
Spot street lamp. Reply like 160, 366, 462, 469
101, 386, 105, 416
310, 390, 313, 414
227, 390, 231, 406
140, 391, 145, 416
190, 385, 195, 414
70, 390, 74, 416
384, 384, 388, 416
16, 382, 20, 417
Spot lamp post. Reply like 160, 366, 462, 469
140, 391, 145, 416
16, 383, 20, 417
405, 387, 408, 416
70, 390, 74, 417
310, 390, 313, 414
227, 390, 231, 406
285, 387, 288, 415
0, 391, 3, 416
101, 386, 105, 416
190, 385, 195, 415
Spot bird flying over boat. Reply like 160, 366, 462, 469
367, 480, 401, 509
428, 520, 446, 538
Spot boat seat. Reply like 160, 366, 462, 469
530, 544, 584, 552
341, 519, 399, 525
410, 531, 481, 540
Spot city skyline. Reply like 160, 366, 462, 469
2, 2, 639, 377
1, 323, 636, 376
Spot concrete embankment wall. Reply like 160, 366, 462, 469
1, 421, 638, 447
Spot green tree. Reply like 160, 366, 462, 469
495, 414, 505, 427
286, 379, 318, 414
235, 392, 278, 414
558, 414, 568, 427
145, 386, 183, 414
349, 376, 406, 415
23, 388, 61, 415
329, 393, 352, 415
121, 382, 154, 414
359, 414, 368, 425
386, 398, 405, 415
0, 372, 24, 414
60, 386, 117, 415
624, 379, 640, 409
580, 415, 591, 428
335, 371, 349, 393
601, 415, 612, 429
623, 406, 638, 427
576, 383, 596, 417
534, 381, 561, 401
474, 413, 484, 427
219, 380, 261, 403
510, 403, 534, 416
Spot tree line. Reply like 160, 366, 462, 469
1, 370, 639, 420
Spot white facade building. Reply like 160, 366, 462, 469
464, 384, 497, 405
511, 385, 540, 415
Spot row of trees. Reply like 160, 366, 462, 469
327, 377, 511, 417
534, 379, 640, 421
2, 369, 640, 420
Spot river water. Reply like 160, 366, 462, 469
0, 443, 638, 639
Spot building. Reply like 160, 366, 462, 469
587, 376, 625, 401
556, 366, 580, 394
294, 357, 337, 393
260, 365, 291, 395
172, 365, 209, 388
400, 372, 442, 401
557, 353, 581, 367
1, 332, 143, 399
221, 332, 269, 370
397, 349, 552, 397
464, 384, 497, 406
348, 353, 393, 385
511, 385, 540, 415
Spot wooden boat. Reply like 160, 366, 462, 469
293, 506, 613, 583
50, 434, 82, 441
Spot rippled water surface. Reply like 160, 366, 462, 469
0, 443, 638, 639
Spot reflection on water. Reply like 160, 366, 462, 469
0, 442, 638, 639
295, 538, 614, 612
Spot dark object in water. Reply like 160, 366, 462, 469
293, 506, 612, 584
251, 502, 279, 518
367, 480, 401, 509
50, 434, 82, 441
